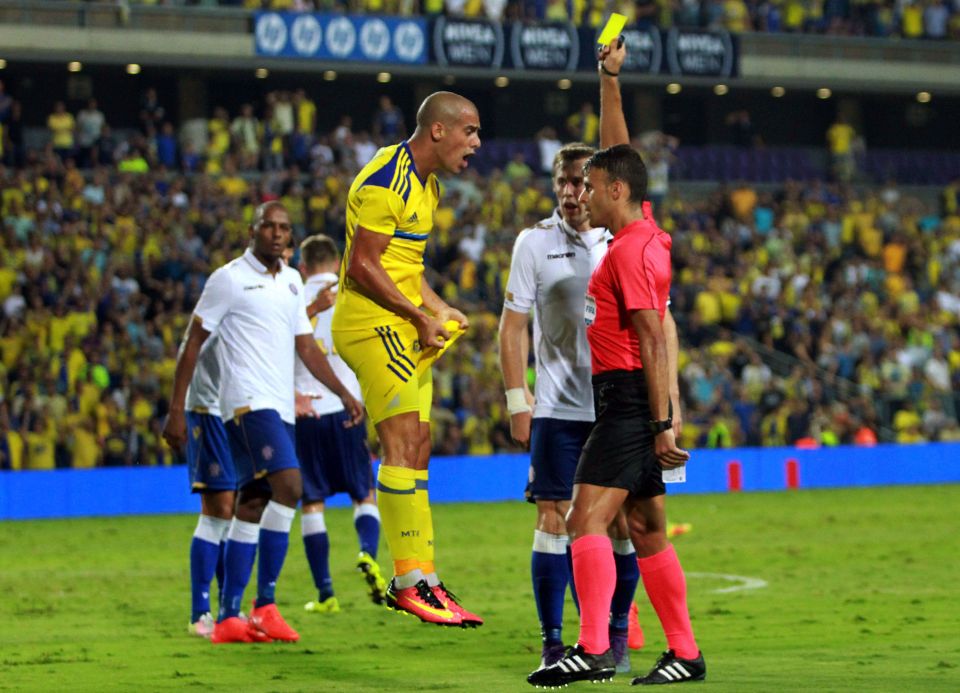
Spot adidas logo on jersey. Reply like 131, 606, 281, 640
406, 212, 419, 223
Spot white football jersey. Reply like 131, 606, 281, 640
185, 333, 221, 417
504, 209, 611, 421
193, 248, 313, 425
294, 272, 363, 416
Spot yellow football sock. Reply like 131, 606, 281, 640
413, 469, 436, 577
377, 465, 420, 577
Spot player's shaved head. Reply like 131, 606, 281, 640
416, 91, 477, 129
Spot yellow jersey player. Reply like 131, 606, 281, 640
331, 92, 482, 627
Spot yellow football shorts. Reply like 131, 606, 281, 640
333, 319, 465, 426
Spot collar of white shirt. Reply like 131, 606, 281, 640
242, 247, 285, 276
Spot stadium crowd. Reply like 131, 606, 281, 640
1, 87, 960, 471
146, 0, 960, 41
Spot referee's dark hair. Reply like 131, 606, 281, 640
583, 144, 648, 204
553, 142, 596, 173
299, 234, 339, 268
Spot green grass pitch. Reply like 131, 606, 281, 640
2, 485, 959, 692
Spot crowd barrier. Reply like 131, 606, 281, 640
1, 442, 958, 520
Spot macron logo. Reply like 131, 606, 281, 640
243, 284, 265, 291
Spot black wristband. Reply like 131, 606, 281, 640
599, 63, 619, 77
648, 418, 673, 434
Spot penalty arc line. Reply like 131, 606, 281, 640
687, 572, 768, 594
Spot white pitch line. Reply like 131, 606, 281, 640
687, 572, 768, 593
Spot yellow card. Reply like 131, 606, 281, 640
597, 13, 627, 47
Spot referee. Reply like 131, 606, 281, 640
528, 39, 705, 688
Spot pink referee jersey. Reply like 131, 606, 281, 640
585, 218, 672, 375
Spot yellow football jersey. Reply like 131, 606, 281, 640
333, 142, 440, 330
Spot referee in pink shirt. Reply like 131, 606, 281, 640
528, 38, 705, 689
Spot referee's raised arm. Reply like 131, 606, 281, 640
598, 40, 629, 148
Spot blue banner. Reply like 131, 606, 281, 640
2, 443, 959, 520
254, 12, 428, 64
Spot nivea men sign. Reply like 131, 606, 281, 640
433, 17, 504, 68
511, 22, 579, 71
600, 26, 661, 74
665, 28, 734, 77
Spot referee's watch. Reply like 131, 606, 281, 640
648, 418, 673, 434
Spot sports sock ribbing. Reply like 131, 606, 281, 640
638, 544, 699, 660
218, 518, 259, 622
611, 538, 640, 632
571, 534, 616, 655
302, 511, 333, 601
532, 530, 569, 646
376, 465, 420, 578
413, 469, 436, 580
256, 501, 296, 607
190, 514, 230, 622
353, 502, 381, 558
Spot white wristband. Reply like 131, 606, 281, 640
506, 388, 532, 415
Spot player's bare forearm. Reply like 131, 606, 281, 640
630, 310, 671, 420
662, 307, 683, 435
163, 317, 209, 450
346, 227, 426, 327
169, 318, 209, 413
498, 308, 531, 391
422, 276, 469, 329
295, 334, 350, 399
662, 307, 680, 401
420, 277, 446, 314
598, 43, 629, 148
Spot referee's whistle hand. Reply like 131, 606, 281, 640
654, 429, 690, 468
161, 411, 187, 452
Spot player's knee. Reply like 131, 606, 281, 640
536, 501, 569, 534
202, 491, 235, 520
236, 492, 268, 522
564, 504, 588, 541
270, 475, 303, 508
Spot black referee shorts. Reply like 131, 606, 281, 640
574, 369, 665, 499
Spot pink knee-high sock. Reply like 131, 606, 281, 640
571, 535, 616, 655
638, 544, 699, 660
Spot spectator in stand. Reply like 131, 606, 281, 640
535, 126, 562, 175
140, 87, 165, 135
372, 95, 406, 142
566, 102, 599, 147
826, 114, 857, 182
48, 101, 76, 164
292, 89, 316, 167
76, 99, 105, 169
207, 107, 231, 173
3, 100, 24, 167
156, 122, 179, 170
0, 80, 12, 125
230, 104, 261, 171
924, 0, 950, 38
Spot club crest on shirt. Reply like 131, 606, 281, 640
412, 340, 421, 353
262, 445, 274, 461
289, 283, 298, 295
